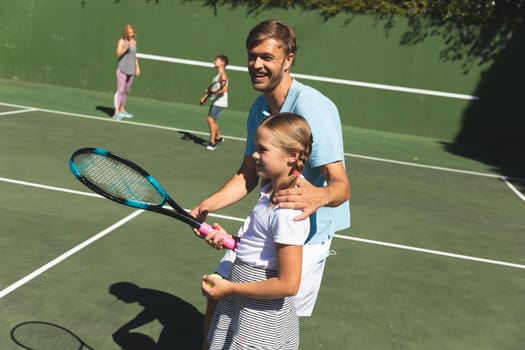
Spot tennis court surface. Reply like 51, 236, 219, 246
1, 82, 524, 349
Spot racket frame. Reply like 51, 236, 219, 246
69, 147, 237, 250
206, 81, 222, 94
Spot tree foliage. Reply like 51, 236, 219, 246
206, 0, 523, 24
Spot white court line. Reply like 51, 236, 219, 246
0, 101, 505, 179
206, 212, 244, 223
0, 210, 144, 298
1, 176, 523, 276
0, 177, 101, 198
137, 53, 479, 101
0, 102, 246, 141
347, 153, 520, 180
334, 234, 525, 270
501, 176, 525, 203
0, 108, 37, 116
1, 101, 523, 199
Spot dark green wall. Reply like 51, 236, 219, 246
0, 0, 521, 148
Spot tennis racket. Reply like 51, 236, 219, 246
200, 81, 222, 105
69, 147, 237, 250
11, 321, 94, 350
207, 81, 222, 94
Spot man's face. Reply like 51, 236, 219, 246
247, 38, 293, 93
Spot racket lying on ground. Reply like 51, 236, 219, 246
11, 321, 94, 350
69, 147, 237, 250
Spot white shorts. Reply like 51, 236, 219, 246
215, 238, 334, 317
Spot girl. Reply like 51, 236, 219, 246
113, 24, 141, 120
201, 112, 313, 350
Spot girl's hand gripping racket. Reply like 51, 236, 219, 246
69, 147, 237, 250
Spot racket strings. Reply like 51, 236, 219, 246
209, 81, 221, 93
74, 153, 163, 205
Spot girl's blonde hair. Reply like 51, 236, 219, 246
122, 24, 136, 38
258, 112, 313, 197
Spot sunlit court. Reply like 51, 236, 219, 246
1, 1, 524, 348
1, 92, 523, 348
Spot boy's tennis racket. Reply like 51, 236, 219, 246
200, 81, 221, 105
207, 81, 222, 94
69, 147, 237, 250
11, 321, 94, 350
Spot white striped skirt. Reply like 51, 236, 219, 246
208, 259, 299, 349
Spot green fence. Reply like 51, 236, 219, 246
1, 0, 522, 149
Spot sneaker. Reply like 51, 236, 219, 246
112, 113, 123, 121
215, 137, 224, 144
206, 143, 217, 151
120, 110, 134, 118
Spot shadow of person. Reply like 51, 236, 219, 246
109, 281, 203, 350
442, 23, 525, 184
179, 131, 207, 146
96, 105, 115, 117
112, 331, 157, 350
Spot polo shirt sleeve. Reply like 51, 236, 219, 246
293, 92, 345, 168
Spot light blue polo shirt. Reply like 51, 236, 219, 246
245, 79, 351, 244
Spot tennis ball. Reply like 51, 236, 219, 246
206, 273, 223, 288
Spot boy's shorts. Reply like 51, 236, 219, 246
208, 105, 224, 120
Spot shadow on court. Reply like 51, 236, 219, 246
179, 131, 207, 146
10, 320, 95, 349
110, 282, 203, 350
96, 106, 115, 117
442, 23, 525, 186
442, 141, 525, 191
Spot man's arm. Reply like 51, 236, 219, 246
112, 309, 155, 345
190, 156, 259, 221
272, 160, 350, 221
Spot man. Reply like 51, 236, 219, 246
191, 18, 351, 346
109, 282, 203, 349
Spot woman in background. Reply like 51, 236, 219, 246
114, 24, 140, 120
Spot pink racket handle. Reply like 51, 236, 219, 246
199, 222, 237, 250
